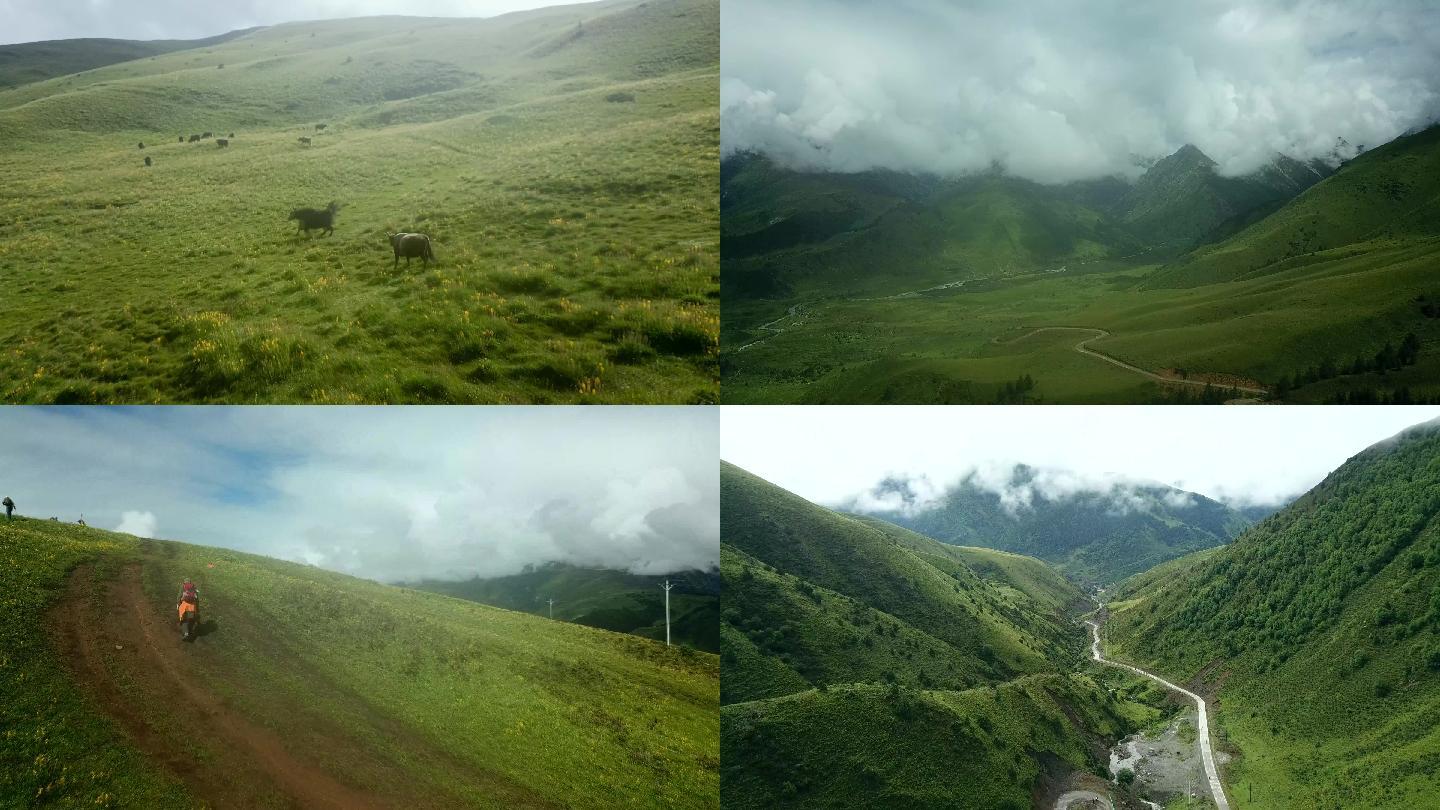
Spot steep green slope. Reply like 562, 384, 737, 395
1106, 418, 1440, 809
721, 675, 1149, 810
851, 466, 1251, 585
721, 462, 1086, 688
720, 463, 1167, 809
1, 518, 718, 809
1117, 144, 1329, 246
0, 0, 718, 404
411, 562, 719, 652
0, 31, 256, 90
1150, 125, 1440, 288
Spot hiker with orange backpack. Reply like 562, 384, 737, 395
177, 578, 201, 641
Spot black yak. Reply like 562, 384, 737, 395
388, 232, 436, 268
179, 135, 184, 143
298, 136, 312, 146
289, 202, 340, 236
217, 138, 229, 147
202, 131, 212, 139
315, 123, 328, 131
228, 132, 234, 138
189, 134, 201, 143
138, 141, 145, 149
144, 156, 152, 166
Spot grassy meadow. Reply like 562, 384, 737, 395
0, 517, 719, 808
723, 238, 1440, 403
0, 0, 718, 403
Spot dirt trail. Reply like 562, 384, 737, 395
994, 327, 1269, 396
53, 564, 388, 810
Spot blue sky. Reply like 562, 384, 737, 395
2, 406, 718, 582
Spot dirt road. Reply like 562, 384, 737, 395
1086, 620, 1230, 810
995, 327, 1268, 396
54, 564, 387, 810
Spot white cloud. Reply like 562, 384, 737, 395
723, 405, 1440, 512
115, 510, 158, 537
1, 406, 718, 583
722, 0, 1440, 181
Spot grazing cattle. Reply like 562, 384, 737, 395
189, 134, 201, 143
288, 201, 340, 236
315, 123, 327, 131
298, 136, 312, 145
228, 132, 234, 138
138, 141, 145, 149
144, 156, 152, 166
179, 135, 185, 143
201, 131, 212, 139
388, 232, 436, 268
216, 138, 229, 147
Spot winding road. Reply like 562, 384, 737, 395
996, 327, 1268, 396
735, 303, 807, 353
1086, 620, 1230, 810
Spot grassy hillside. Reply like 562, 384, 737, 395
1117, 145, 1329, 246
1105, 419, 1440, 808
0, 0, 718, 403
718, 463, 1171, 807
0, 518, 718, 808
852, 466, 1250, 586
721, 154, 1141, 303
1150, 126, 1440, 289
721, 674, 1151, 810
0, 31, 256, 90
722, 132, 1440, 405
411, 562, 719, 652
721, 462, 1088, 691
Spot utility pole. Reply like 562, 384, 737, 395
547, 598, 554, 620
662, 579, 674, 646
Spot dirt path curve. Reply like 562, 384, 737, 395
1087, 620, 1229, 810
55, 564, 388, 810
995, 327, 1268, 396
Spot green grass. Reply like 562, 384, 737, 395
721, 128, 1440, 405
0, 0, 718, 403
0, 517, 719, 808
411, 562, 719, 652
1104, 422, 1440, 809
722, 238, 1440, 403
721, 674, 1152, 810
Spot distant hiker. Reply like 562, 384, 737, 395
216, 138, 229, 148
178, 578, 201, 640
3, 496, 13, 520
297, 136, 312, 146
76, 515, 85, 526
144, 156, 152, 167
388, 232, 436, 268
288, 201, 339, 236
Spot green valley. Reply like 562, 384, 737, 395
722, 128, 1440, 404
0, 518, 719, 809
1104, 418, 1440, 808
719, 462, 1168, 809
0, 0, 718, 404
